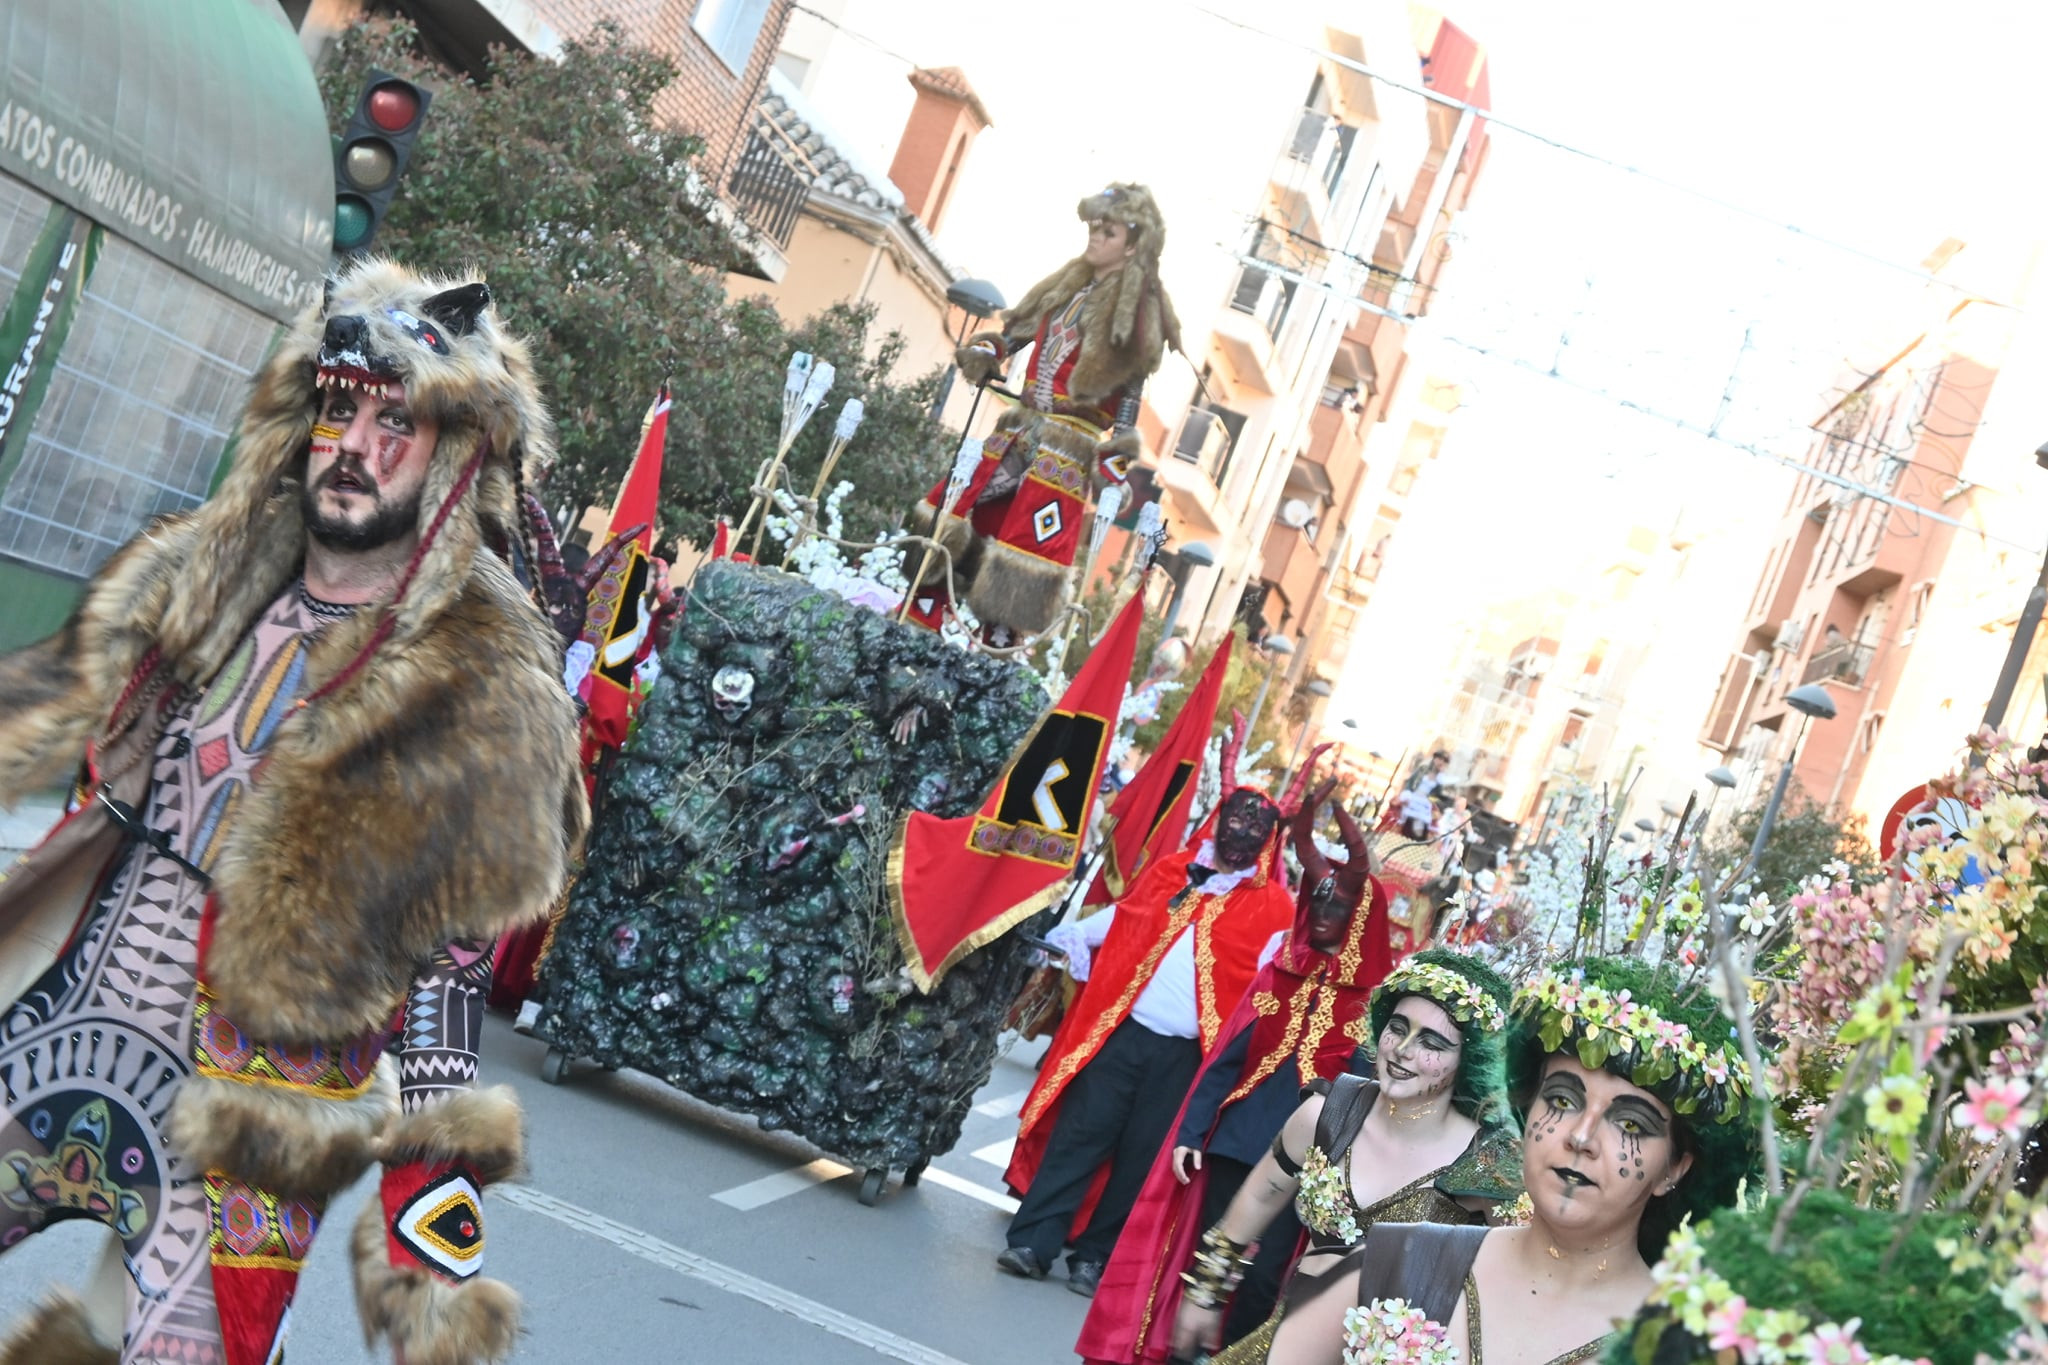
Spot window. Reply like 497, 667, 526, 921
692, 0, 772, 74
0, 194, 274, 581
1861, 712, 1884, 754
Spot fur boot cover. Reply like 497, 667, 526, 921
352, 1202, 521, 1365
0, 259, 588, 1048
166, 1057, 399, 1200
966, 540, 1073, 638
0, 1294, 116, 1365
352, 1087, 528, 1365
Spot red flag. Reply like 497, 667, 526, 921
889, 588, 1149, 991
1088, 633, 1233, 905
578, 387, 671, 748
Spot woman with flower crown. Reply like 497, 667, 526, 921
1260, 956, 1763, 1365
1171, 949, 1522, 1363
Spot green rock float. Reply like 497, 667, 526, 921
533, 559, 1050, 1178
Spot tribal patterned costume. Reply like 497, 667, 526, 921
910, 184, 1181, 639
0, 261, 585, 1365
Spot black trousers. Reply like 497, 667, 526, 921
1008, 1018, 1201, 1266
1196, 1154, 1306, 1344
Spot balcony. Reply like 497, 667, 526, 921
1270, 109, 1357, 233
728, 126, 808, 252
1802, 638, 1874, 687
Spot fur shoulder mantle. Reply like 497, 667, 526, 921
0, 515, 587, 1045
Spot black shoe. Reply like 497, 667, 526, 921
996, 1246, 1048, 1280
1067, 1259, 1105, 1297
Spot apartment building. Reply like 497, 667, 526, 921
1697, 240, 2048, 831
1149, 12, 1490, 755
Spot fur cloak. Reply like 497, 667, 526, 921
0, 258, 585, 1208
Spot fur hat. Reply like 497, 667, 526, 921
998, 183, 1184, 401
1075, 183, 1174, 353
150, 259, 556, 690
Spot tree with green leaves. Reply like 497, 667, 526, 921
1704, 781, 1880, 900
317, 19, 949, 544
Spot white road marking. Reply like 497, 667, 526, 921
972, 1087, 1029, 1118
499, 1185, 970, 1365
912, 1166, 1020, 1214
971, 1137, 1015, 1167
710, 1157, 852, 1210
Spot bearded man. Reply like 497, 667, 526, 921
0, 261, 584, 1365
998, 764, 1304, 1297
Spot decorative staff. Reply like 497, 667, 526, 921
735, 351, 835, 558
787, 397, 865, 559
897, 440, 986, 624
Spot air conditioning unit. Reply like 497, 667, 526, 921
1173, 408, 1228, 466
1773, 618, 1805, 653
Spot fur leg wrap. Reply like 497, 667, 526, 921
964, 540, 1074, 637
0, 1294, 116, 1365
165, 1058, 399, 1200
352, 1086, 527, 1365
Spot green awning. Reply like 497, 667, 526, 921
0, 0, 333, 322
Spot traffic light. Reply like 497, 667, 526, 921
332, 70, 432, 255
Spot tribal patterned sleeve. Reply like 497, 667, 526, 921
353, 938, 527, 1365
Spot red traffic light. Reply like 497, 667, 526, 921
365, 81, 422, 133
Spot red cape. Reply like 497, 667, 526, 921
1075, 879, 1394, 1365
1004, 841, 1293, 1201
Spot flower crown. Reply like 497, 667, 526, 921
1517, 968, 1751, 1123
1379, 960, 1507, 1034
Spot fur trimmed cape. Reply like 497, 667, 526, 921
0, 259, 588, 1048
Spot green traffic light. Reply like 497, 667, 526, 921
334, 197, 373, 251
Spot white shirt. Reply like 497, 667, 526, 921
1045, 842, 1285, 1040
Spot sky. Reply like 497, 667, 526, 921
780, 0, 2048, 753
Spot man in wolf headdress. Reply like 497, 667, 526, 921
0, 259, 585, 1365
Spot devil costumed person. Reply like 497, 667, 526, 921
0, 261, 585, 1365
1077, 778, 1394, 1363
908, 183, 1182, 642
998, 732, 1312, 1296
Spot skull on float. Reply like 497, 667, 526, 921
710, 665, 756, 721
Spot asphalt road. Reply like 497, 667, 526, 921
0, 1011, 1094, 1364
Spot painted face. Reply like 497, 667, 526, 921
1521, 1053, 1693, 1235
1376, 996, 1462, 1103
1082, 218, 1135, 273
1214, 790, 1277, 870
302, 382, 439, 553
1305, 880, 1355, 952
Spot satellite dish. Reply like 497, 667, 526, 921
1279, 498, 1312, 528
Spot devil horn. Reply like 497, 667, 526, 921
574, 524, 649, 594
1332, 800, 1372, 896
1280, 743, 1334, 816
1291, 789, 1331, 890
1220, 709, 1247, 794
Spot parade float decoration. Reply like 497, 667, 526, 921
1605, 728, 2048, 1365
530, 337, 1165, 1202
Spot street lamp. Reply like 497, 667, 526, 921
1977, 438, 2048, 734
1246, 634, 1294, 735
1159, 540, 1217, 641
1747, 683, 1838, 873
928, 278, 1007, 420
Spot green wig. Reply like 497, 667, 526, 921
1507, 956, 1763, 1262
1364, 948, 1516, 1131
